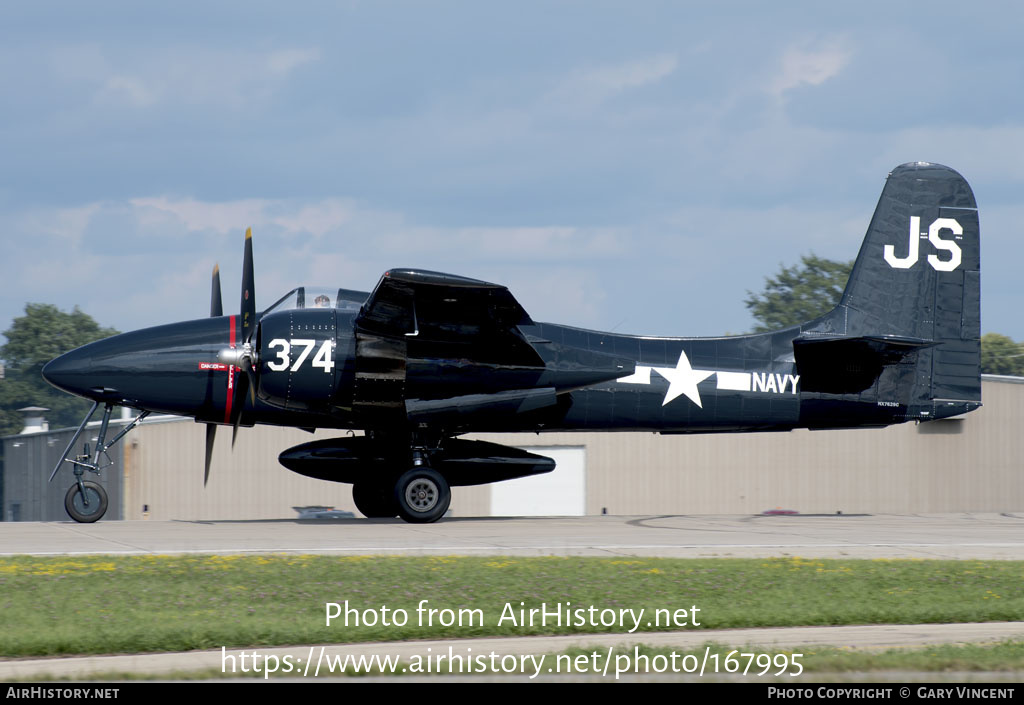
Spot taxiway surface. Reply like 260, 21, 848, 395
2, 512, 1022, 559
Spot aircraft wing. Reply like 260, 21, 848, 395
355, 269, 544, 367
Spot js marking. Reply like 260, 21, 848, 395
884, 216, 963, 271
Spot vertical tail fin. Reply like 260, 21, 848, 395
809, 162, 980, 418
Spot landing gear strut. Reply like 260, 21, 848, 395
356, 430, 452, 523
49, 401, 149, 523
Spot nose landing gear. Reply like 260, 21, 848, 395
49, 401, 150, 523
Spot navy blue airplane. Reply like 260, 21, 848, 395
43, 162, 981, 523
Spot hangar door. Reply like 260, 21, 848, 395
489, 446, 585, 516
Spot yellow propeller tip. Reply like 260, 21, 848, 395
245, 227, 252, 239
212, 263, 219, 274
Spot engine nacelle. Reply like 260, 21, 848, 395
257, 308, 340, 411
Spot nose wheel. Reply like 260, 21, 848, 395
394, 467, 450, 523
64, 480, 108, 523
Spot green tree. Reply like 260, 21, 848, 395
745, 254, 854, 332
0, 304, 119, 436
981, 333, 1024, 376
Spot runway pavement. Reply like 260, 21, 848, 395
2, 512, 1023, 559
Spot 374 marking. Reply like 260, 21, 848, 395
267, 338, 335, 373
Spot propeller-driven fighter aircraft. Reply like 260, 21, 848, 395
42, 162, 981, 523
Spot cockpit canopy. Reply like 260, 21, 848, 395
263, 287, 367, 316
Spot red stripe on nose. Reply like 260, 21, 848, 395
224, 315, 236, 424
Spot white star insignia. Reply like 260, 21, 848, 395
653, 350, 714, 407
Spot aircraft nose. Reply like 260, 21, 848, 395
42, 347, 93, 396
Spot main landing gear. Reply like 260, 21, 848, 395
351, 481, 399, 518
351, 440, 452, 523
394, 466, 450, 523
49, 401, 149, 523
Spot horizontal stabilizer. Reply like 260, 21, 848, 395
794, 335, 935, 394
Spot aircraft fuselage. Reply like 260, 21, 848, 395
41, 310, 976, 439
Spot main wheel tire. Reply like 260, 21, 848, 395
352, 482, 399, 518
64, 481, 108, 523
394, 467, 450, 524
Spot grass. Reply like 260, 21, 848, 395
0, 555, 1022, 658
786, 640, 1024, 674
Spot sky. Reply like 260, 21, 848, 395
1, 1, 1022, 344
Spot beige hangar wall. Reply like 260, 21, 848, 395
122, 378, 1024, 520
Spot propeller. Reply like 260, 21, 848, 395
204, 264, 223, 486
206, 229, 263, 483
215, 228, 260, 448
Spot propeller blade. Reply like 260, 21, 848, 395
204, 423, 217, 486
241, 227, 255, 342
229, 228, 258, 450
211, 264, 223, 318
245, 365, 256, 406
231, 372, 250, 448
204, 264, 224, 487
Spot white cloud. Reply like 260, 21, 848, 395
267, 48, 321, 78
130, 197, 271, 234
16, 195, 622, 330
547, 53, 678, 111
121, 196, 627, 261
99, 75, 158, 107
575, 53, 678, 94
271, 199, 356, 238
368, 225, 625, 261
50, 45, 322, 111
769, 40, 851, 98
20, 203, 103, 248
